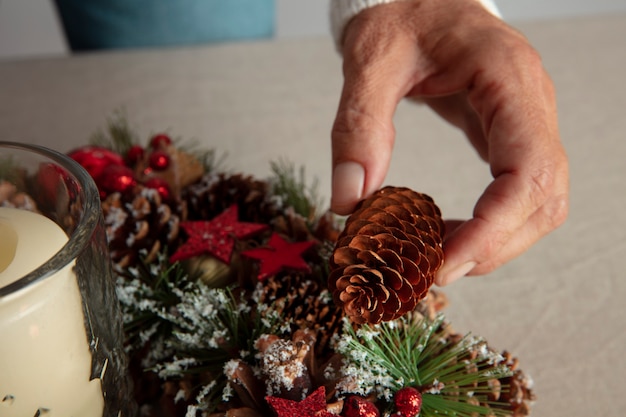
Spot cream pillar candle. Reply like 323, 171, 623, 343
0, 207, 105, 417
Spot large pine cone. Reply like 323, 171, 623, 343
328, 186, 445, 324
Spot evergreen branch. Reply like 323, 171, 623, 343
269, 158, 322, 222
0, 155, 17, 182
335, 313, 517, 417
90, 109, 139, 155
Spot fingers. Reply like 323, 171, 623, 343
331, 0, 570, 283
433, 50, 569, 284
330, 4, 423, 215
436, 156, 569, 285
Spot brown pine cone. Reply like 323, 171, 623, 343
101, 185, 186, 271
328, 186, 445, 324
258, 272, 345, 358
183, 173, 279, 224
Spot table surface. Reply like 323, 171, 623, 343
1, 12, 625, 416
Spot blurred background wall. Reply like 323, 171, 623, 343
2, 0, 626, 60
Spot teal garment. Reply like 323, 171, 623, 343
55, 0, 275, 51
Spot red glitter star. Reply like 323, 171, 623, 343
242, 233, 315, 281
266, 386, 333, 417
169, 205, 267, 264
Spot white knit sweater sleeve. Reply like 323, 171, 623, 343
329, 0, 501, 50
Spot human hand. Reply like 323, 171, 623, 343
329, 0, 569, 285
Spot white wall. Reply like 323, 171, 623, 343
2, 0, 626, 60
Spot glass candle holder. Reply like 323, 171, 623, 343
0, 142, 135, 417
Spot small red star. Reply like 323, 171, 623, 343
169, 205, 267, 264
242, 233, 315, 281
266, 386, 333, 417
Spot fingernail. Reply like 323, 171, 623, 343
331, 161, 365, 215
435, 261, 476, 286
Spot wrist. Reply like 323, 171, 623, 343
329, 0, 501, 51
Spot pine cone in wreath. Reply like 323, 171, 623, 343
328, 186, 445, 324
258, 271, 345, 358
223, 330, 343, 415
101, 185, 187, 271
183, 173, 279, 224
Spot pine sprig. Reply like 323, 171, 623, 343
115, 250, 190, 358
90, 110, 139, 155
0, 155, 22, 186
270, 158, 322, 222
153, 282, 292, 414
335, 313, 516, 417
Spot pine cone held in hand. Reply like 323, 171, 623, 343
329, 186, 445, 324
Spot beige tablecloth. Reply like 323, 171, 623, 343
1, 12, 625, 416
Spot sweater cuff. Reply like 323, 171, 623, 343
329, 0, 502, 51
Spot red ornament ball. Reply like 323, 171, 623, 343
144, 178, 171, 200
394, 387, 422, 417
68, 146, 125, 183
342, 396, 380, 417
98, 164, 136, 197
148, 150, 170, 171
126, 145, 145, 165
35, 163, 70, 205
150, 133, 172, 149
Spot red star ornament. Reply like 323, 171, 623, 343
169, 205, 268, 264
266, 386, 334, 417
242, 233, 315, 281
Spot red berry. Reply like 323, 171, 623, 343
150, 133, 172, 149
126, 145, 145, 165
394, 387, 422, 417
144, 178, 171, 201
342, 396, 380, 417
148, 150, 170, 171
98, 165, 136, 196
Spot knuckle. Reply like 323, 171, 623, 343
528, 166, 555, 204
545, 193, 569, 230
332, 107, 394, 143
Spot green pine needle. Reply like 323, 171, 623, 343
336, 313, 515, 417
90, 110, 139, 155
0, 155, 23, 187
116, 250, 190, 352
270, 158, 322, 222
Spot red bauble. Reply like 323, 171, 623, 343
148, 150, 170, 171
98, 165, 136, 197
394, 387, 422, 417
144, 178, 171, 200
150, 133, 172, 149
35, 163, 70, 205
342, 396, 380, 417
126, 145, 145, 165
68, 146, 125, 183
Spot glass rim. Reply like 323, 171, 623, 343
0, 141, 101, 297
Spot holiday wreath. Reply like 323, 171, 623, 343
1, 115, 534, 417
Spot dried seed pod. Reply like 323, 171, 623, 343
328, 186, 444, 324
